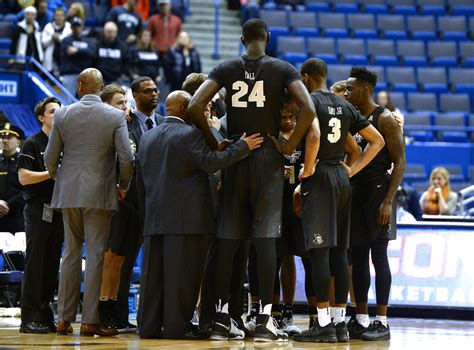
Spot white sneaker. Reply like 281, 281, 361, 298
279, 317, 301, 336
254, 314, 288, 342
228, 319, 245, 340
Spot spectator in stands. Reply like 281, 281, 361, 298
106, 0, 142, 45
376, 91, 405, 124
165, 31, 201, 92
129, 30, 161, 83
15, 0, 52, 30
66, 2, 85, 22
96, 21, 129, 85
42, 6, 71, 75
9, 6, 43, 64
17, 97, 64, 334
330, 80, 347, 98
420, 167, 458, 216
147, 0, 182, 56
110, 0, 149, 21
59, 16, 96, 95
0, 123, 25, 234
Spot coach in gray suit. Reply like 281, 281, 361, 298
45, 68, 134, 337
136, 90, 263, 339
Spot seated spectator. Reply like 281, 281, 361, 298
42, 6, 71, 75
376, 90, 404, 123
97, 21, 129, 85
147, 0, 182, 56
59, 17, 96, 94
165, 31, 201, 92
66, 2, 85, 22
129, 30, 160, 83
15, 0, 52, 30
9, 6, 43, 64
106, 0, 142, 45
330, 80, 346, 98
110, 0, 149, 21
420, 167, 458, 216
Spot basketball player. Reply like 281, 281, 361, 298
292, 58, 385, 343
188, 19, 317, 342
344, 67, 406, 341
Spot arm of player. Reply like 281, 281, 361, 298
344, 134, 361, 167
346, 124, 385, 178
378, 111, 406, 224
283, 80, 317, 155
301, 117, 320, 179
188, 79, 222, 151
18, 168, 50, 185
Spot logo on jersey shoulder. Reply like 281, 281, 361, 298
313, 234, 324, 245
245, 71, 255, 80
284, 150, 301, 163
354, 133, 363, 144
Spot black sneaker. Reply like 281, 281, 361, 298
308, 314, 317, 329
253, 314, 288, 342
360, 320, 390, 341
347, 316, 369, 339
210, 312, 231, 341
293, 319, 337, 343
116, 321, 138, 334
335, 322, 349, 342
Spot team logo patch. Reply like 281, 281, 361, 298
313, 234, 324, 245
284, 150, 301, 163
130, 139, 137, 153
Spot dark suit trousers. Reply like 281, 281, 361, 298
138, 234, 208, 339
199, 237, 249, 328
21, 203, 64, 324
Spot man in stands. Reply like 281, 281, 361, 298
147, 0, 182, 58
106, 0, 142, 45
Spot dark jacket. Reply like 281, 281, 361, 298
96, 37, 129, 83
129, 46, 161, 80
165, 45, 201, 91
136, 117, 250, 236
60, 34, 96, 74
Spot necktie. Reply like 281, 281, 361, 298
145, 118, 154, 130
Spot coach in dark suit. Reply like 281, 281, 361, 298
136, 90, 263, 339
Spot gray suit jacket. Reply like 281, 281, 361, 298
136, 117, 250, 236
45, 94, 134, 211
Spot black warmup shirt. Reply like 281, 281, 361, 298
352, 105, 392, 183
17, 131, 55, 204
311, 91, 370, 164
208, 55, 301, 139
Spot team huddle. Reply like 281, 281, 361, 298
134, 18, 406, 343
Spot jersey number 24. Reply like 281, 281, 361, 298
231, 81, 266, 108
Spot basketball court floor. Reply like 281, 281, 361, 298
0, 316, 473, 349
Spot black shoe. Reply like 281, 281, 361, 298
116, 321, 138, 334
347, 316, 369, 339
335, 322, 349, 342
308, 314, 317, 329
182, 323, 210, 340
46, 321, 57, 333
293, 319, 337, 343
253, 314, 288, 342
210, 312, 230, 341
360, 320, 391, 341
19, 321, 49, 334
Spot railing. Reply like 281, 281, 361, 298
458, 185, 474, 216
0, 54, 77, 105
212, 0, 220, 60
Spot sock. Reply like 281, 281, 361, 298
317, 307, 331, 327
262, 303, 272, 316
283, 304, 293, 319
376, 315, 387, 327
333, 307, 346, 324
329, 307, 336, 319
356, 314, 370, 328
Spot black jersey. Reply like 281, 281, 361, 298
281, 136, 304, 204
311, 91, 370, 165
208, 55, 301, 139
352, 105, 392, 183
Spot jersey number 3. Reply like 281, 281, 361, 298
328, 117, 341, 143
231, 81, 266, 108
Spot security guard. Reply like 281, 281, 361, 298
0, 123, 25, 233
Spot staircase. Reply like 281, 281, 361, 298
184, 0, 242, 74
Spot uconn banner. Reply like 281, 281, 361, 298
294, 222, 474, 308
0, 73, 20, 103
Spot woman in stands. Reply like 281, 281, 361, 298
420, 167, 458, 216
165, 30, 201, 92
129, 30, 161, 83
376, 91, 405, 124
42, 7, 71, 76
66, 2, 85, 22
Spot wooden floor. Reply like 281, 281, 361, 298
0, 316, 473, 349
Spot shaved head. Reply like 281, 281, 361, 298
77, 68, 104, 97
165, 90, 192, 121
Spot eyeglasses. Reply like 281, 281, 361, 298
137, 88, 159, 95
